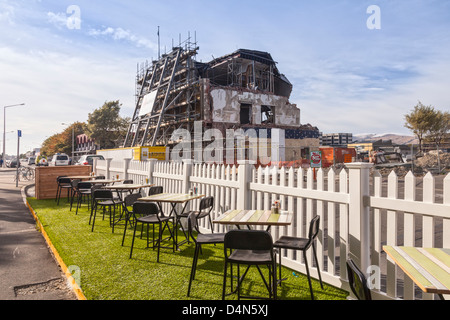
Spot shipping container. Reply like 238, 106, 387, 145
319, 147, 356, 168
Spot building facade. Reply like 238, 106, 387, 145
123, 41, 320, 163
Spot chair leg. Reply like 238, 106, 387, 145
303, 251, 314, 300
121, 212, 129, 246
272, 260, 277, 299
130, 222, 138, 259
312, 243, 324, 289
91, 205, 98, 232
89, 202, 96, 225
278, 249, 282, 285
157, 223, 162, 262
222, 261, 228, 300
57, 187, 61, 205
111, 205, 116, 233
187, 244, 200, 296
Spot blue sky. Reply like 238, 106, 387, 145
1, 0, 449, 155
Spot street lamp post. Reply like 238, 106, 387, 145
2, 103, 25, 167
62, 123, 74, 163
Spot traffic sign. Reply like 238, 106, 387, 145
310, 151, 322, 168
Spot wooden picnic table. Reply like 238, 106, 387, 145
214, 209, 293, 231
383, 245, 450, 300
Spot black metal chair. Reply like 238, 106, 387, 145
55, 175, 67, 202
71, 181, 92, 215
90, 189, 123, 233
56, 177, 72, 205
147, 185, 164, 213
222, 229, 277, 300
121, 193, 145, 246
346, 259, 372, 300
69, 179, 80, 211
179, 196, 214, 232
273, 215, 323, 300
187, 212, 225, 297
115, 179, 134, 200
129, 202, 174, 262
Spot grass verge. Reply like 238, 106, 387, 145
27, 197, 348, 300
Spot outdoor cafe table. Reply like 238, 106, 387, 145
383, 245, 450, 300
105, 183, 154, 200
67, 175, 102, 180
88, 179, 124, 185
213, 209, 293, 231
138, 193, 205, 250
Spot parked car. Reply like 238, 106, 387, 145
7, 158, 18, 168
76, 155, 105, 166
50, 153, 70, 166
28, 157, 36, 165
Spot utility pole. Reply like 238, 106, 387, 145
3, 103, 25, 167
16, 130, 21, 187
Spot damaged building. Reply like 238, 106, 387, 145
123, 38, 320, 163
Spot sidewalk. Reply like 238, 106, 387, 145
0, 168, 77, 300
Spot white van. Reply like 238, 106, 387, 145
50, 153, 70, 166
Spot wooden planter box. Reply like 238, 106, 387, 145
35, 166, 92, 200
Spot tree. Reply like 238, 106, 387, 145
404, 101, 436, 154
40, 122, 86, 157
426, 110, 450, 149
85, 100, 130, 150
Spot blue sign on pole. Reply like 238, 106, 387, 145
18, 130, 22, 137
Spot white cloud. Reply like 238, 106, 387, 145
88, 26, 157, 51
0, 1, 15, 24
47, 11, 67, 29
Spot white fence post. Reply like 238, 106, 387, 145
182, 159, 193, 193
346, 162, 373, 276
148, 158, 157, 184
237, 160, 255, 210
123, 158, 131, 180
105, 158, 112, 179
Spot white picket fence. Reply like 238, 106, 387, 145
94, 158, 450, 300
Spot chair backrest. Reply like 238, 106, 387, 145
346, 259, 372, 300
124, 193, 141, 207
93, 189, 113, 200
306, 215, 320, 248
148, 186, 163, 196
199, 196, 213, 211
71, 179, 80, 188
187, 212, 200, 242
78, 182, 92, 189
58, 177, 71, 185
133, 201, 159, 216
224, 230, 273, 252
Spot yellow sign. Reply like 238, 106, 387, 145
133, 146, 167, 161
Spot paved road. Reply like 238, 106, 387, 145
0, 168, 77, 300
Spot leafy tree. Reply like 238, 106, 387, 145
41, 134, 65, 157
404, 101, 436, 153
85, 100, 130, 150
425, 110, 450, 149
40, 122, 86, 158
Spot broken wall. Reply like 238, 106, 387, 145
206, 84, 300, 127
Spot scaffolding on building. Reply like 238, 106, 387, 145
123, 35, 201, 148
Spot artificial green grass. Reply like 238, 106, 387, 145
27, 197, 348, 300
